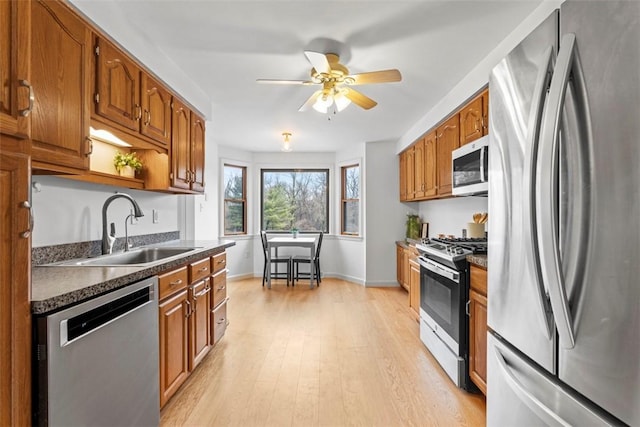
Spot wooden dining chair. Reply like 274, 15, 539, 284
292, 232, 323, 286
260, 230, 292, 286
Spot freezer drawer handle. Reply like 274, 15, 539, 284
494, 346, 571, 427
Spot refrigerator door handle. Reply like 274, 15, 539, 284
537, 33, 590, 349
522, 46, 555, 340
494, 346, 572, 427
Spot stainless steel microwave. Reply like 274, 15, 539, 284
451, 135, 489, 196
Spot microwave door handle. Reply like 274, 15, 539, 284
522, 45, 555, 340
480, 146, 485, 183
537, 33, 593, 349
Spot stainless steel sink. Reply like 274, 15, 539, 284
44, 247, 200, 267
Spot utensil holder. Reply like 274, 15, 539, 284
467, 223, 485, 238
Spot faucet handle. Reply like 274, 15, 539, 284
110, 222, 116, 237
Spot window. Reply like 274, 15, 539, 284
261, 169, 329, 232
341, 164, 360, 235
223, 164, 246, 235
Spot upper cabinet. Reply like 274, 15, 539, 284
0, 0, 31, 138
436, 114, 460, 197
170, 99, 205, 192
399, 88, 487, 202
30, 0, 91, 173
94, 37, 172, 148
459, 89, 489, 146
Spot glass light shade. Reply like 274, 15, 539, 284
281, 140, 292, 152
312, 94, 333, 113
334, 91, 351, 112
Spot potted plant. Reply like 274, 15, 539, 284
113, 151, 143, 178
406, 213, 421, 240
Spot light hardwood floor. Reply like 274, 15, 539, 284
160, 278, 486, 427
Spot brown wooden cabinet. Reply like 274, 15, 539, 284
158, 251, 227, 408
409, 258, 421, 320
0, 136, 32, 426
170, 99, 205, 192
399, 149, 408, 201
436, 114, 460, 197
396, 243, 409, 291
30, 0, 91, 173
423, 131, 437, 199
0, 0, 31, 137
459, 89, 489, 146
469, 264, 488, 395
94, 37, 172, 148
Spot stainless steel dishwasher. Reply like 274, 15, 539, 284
34, 277, 160, 426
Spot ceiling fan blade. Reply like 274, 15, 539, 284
256, 79, 316, 85
304, 51, 331, 74
298, 90, 323, 112
347, 69, 402, 85
343, 87, 377, 110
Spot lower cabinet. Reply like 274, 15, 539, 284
158, 251, 228, 408
469, 264, 488, 394
409, 258, 421, 320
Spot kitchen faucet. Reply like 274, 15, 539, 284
101, 193, 144, 254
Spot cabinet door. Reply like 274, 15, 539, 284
140, 73, 171, 146
409, 259, 420, 318
159, 289, 189, 408
399, 151, 407, 201
469, 289, 488, 394
436, 114, 459, 196
171, 98, 191, 190
0, 142, 31, 426
413, 138, 426, 200
396, 244, 404, 286
0, 0, 30, 137
482, 90, 489, 136
95, 38, 140, 131
423, 131, 437, 198
190, 112, 205, 192
31, 0, 90, 172
190, 279, 211, 370
459, 94, 484, 146
211, 299, 228, 345
406, 146, 415, 200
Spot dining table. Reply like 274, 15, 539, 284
266, 235, 317, 289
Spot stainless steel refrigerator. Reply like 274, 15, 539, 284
487, 1, 639, 425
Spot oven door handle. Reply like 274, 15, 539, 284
418, 257, 460, 283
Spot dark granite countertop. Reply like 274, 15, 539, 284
32, 239, 235, 315
467, 254, 487, 269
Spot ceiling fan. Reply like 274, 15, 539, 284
257, 51, 402, 113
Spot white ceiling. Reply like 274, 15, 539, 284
73, 1, 541, 153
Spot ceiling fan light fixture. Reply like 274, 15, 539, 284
312, 94, 333, 113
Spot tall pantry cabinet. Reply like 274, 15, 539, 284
0, 1, 32, 424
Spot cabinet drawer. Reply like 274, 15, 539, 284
470, 264, 488, 296
189, 257, 211, 283
211, 269, 227, 309
211, 299, 228, 345
211, 252, 226, 274
158, 266, 188, 300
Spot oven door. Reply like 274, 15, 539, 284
419, 256, 462, 348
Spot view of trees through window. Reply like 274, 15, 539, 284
261, 169, 329, 232
342, 164, 360, 235
223, 164, 246, 234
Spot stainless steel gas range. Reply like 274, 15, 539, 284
415, 238, 486, 391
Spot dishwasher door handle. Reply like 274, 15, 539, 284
59, 282, 155, 346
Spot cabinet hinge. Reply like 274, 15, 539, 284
95, 93, 100, 103
36, 344, 47, 361
95, 45, 99, 56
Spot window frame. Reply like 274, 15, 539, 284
223, 163, 247, 235
340, 163, 360, 236
260, 168, 330, 233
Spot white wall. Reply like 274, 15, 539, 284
418, 197, 488, 238
31, 176, 178, 247
364, 140, 405, 286
191, 118, 220, 241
